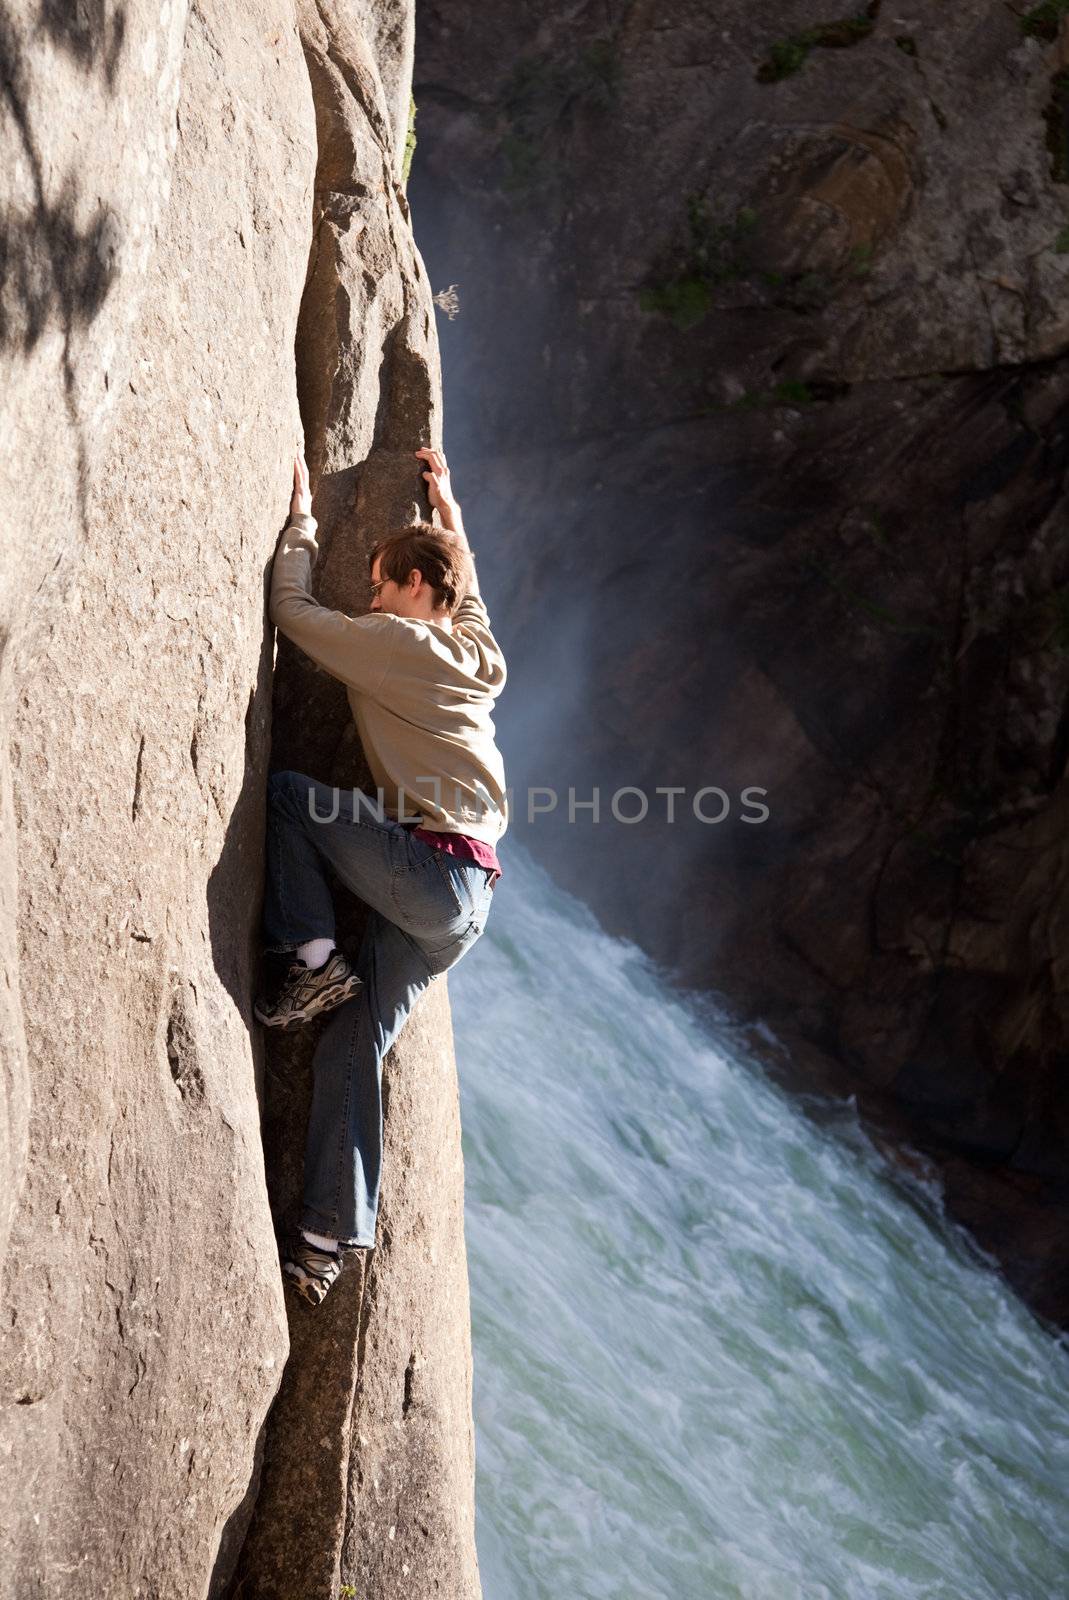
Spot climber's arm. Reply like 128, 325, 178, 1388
412, 446, 504, 688
416, 446, 480, 598
269, 451, 397, 695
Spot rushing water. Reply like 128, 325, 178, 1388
448, 846, 1069, 1600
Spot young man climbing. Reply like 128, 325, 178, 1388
256, 444, 507, 1305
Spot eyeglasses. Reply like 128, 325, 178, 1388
369, 576, 394, 598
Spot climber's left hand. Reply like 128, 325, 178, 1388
291, 447, 312, 519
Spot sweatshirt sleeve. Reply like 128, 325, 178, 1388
269, 513, 398, 696
452, 592, 507, 696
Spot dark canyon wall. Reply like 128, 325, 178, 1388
1, 3, 479, 1596
411, 0, 1069, 1324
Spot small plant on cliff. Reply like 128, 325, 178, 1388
728, 380, 817, 409
865, 509, 892, 552
1020, 0, 1069, 40
639, 276, 713, 329
848, 242, 874, 277
432, 283, 461, 319
498, 40, 618, 190
639, 197, 758, 330
756, 4, 880, 82
771, 379, 816, 405
807, 556, 943, 638
696, 378, 850, 414
1040, 586, 1069, 650
503, 42, 619, 121
501, 128, 540, 191
402, 93, 417, 186
1044, 70, 1069, 182
579, 38, 619, 106
777, 268, 837, 311
760, 37, 810, 80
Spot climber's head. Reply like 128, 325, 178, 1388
368, 524, 472, 622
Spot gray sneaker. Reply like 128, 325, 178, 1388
254, 948, 362, 1029
280, 1230, 343, 1306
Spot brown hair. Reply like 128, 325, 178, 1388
368, 523, 472, 614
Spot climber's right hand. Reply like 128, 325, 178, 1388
416, 446, 457, 515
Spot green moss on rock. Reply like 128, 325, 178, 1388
756, 5, 880, 82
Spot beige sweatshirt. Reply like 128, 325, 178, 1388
269, 512, 508, 845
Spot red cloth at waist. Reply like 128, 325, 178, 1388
412, 826, 502, 886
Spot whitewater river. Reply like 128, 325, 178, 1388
448, 846, 1069, 1600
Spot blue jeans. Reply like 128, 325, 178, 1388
262, 769, 495, 1246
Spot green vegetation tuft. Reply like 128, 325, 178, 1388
725, 381, 817, 410
638, 197, 758, 329
771, 379, 815, 405
1044, 587, 1069, 650
787, 269, 836, 310
501, 130, 540, 191
866, 509, 892, 551
756, 9, 878, 82
761, 38, 810, 80
578, 38, 620, 107
402, 94, 417, 186
894, 34, 918, 56
1053, 225, 1069, 252
848, 242, 874, 277
1020, 0, 1069, 40
808, 557, 943, 638
1044, 69, 1069, 183
498, 41, 618, 190
639, 277, 713, 331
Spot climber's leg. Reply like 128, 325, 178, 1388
297, 850, 495, 1245
262, 768, 401, 949
299, 910, 436, 1245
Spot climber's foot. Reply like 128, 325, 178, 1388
254, 947, 362, 1029
280, 1230, 343, 1307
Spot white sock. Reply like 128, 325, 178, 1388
297, 938, 334, 970
301, 1228, 339, 1254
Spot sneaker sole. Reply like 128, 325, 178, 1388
282, 1261, 334, 1306
254, 973, 363, 1029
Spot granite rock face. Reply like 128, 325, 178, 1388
412, 0, 1069, 1323
1, 2, 479, 1595
226, 6, 480, 1598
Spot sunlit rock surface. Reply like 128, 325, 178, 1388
0, 3, 479, 1595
